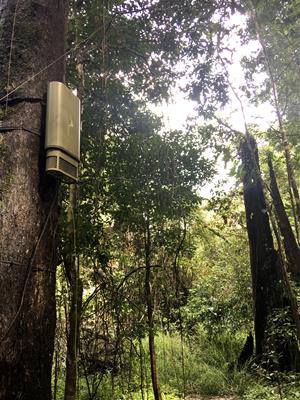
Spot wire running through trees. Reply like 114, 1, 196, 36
0, 24, 103, 104
5, 0, 21, 115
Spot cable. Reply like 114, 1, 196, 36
0, 95, 44, 105
0, 0, 225, 106
0, 25, 103, 104
0, 126, 41, 137
0, 259, 28, 267
5, 0, 21, 115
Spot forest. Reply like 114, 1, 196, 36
0, 0, 300, 399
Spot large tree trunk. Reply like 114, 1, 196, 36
0, 1, 68, 398
240, 136, 300, 371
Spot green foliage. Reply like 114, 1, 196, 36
261, 307, 299, 372
240, 373, 300, 400
106, 128, 213, 229
242, 0, 300, 118
181, 199, 252, 335
55, 0, 300, 399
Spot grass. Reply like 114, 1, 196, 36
133, 327, 250, 399
54, 328, 300, 400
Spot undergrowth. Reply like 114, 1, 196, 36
55, 328, 300, 399
154, 328, 244, 397
75, 328, 249, 399
238, 371, 300, 400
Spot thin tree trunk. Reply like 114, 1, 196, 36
271, 218, 300, 350
53, 349, 59, 400
144, 222, 161, 400
64, 273, 83, 400
138, 273, 145, 400
64, 185, 83, 400
0, 1, 68, 398
64, 13, 86, 392
268, 156, 300, 285
139, 335, 145, 400
270, 212, 300, 348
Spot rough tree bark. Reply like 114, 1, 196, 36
0, 1, 68, 398
240, 136, 300, 371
